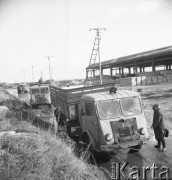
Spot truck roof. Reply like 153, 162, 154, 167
19, 83, 28, 86
81, 90, 140, 102
30, 85, 49, 89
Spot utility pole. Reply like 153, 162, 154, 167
23, 70, 25, 83
31, 65, 34, 82
45, 56, 53, 83
51, 67, 53, 81
41, 71, 43, 77
89, 28, 106, 85
0, 68, 1, 83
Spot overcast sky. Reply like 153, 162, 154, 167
0, 0, 172, 83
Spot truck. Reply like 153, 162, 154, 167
50, 83, 148, 153
30, 83, 51, 109
17, 83, 29, 94
29, 83, 57, 133
17, 83, 30, 102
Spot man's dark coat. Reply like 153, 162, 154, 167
152, 110, 165, 140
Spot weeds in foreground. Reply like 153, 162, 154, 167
0, 119, 107, 180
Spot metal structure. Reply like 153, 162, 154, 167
85, 28, 106, 86
86, 45, 172, 79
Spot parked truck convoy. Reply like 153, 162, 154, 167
50, 83, 148, 153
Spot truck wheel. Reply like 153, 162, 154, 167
82, 134, 96, 164
65, 124, 71, 137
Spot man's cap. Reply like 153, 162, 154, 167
152, 104, 160, 108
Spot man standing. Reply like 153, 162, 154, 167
38, 77, 44, 84
151, 104, 167, 152
54, 106, 65, 130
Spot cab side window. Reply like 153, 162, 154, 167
85, 102, 95, 116
69, 104, 79, 120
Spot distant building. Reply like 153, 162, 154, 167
86, 45, 172, 85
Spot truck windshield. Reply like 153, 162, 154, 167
31, 88, 39, 94
41, 87, 49, 94
97, 101, 120, 119
121, 97, 142, 116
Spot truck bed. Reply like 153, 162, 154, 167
50, 83, 114, 104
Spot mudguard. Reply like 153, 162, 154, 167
82, 130, 97, 150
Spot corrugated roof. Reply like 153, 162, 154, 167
81, 90, 139, 101
87, 45, 172, 69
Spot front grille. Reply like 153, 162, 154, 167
36, 95, 44, 102
110, 118, 139, 143
118, 126, 134, 137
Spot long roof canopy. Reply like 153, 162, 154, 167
87, 45, 172, 70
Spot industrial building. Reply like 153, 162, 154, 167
86, 45, 172, 86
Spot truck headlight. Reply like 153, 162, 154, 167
105, 133, 114, 142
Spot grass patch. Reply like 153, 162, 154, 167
1, 121, 106, 180
0, 120, 107, 180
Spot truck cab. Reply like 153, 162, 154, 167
17, 84, 29, 94
80, 89, 148, 152
30, 84, 51, 108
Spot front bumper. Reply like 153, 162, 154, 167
100, 138, 148, 152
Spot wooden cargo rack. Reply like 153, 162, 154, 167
50, 83, 115, 104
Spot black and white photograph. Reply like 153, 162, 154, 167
0, 0, 172, 179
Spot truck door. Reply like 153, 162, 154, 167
81, 101, 99, 147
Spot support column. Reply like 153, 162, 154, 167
134, 61, 137, 74
128, 67, 131, 75
93, 69, 95, 77
122, 66, 124, 76
110, 66, 113, 78
101, 68, 103, 76
143, 67, 145, 72
139, 66, 142, 73
86, 69, 88, 79
119, 67, 121, 75
166, 64, 168, 70
152, 58, 155, 71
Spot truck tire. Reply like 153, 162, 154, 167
82, 133, 96, 164
64, 121, 72, 137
